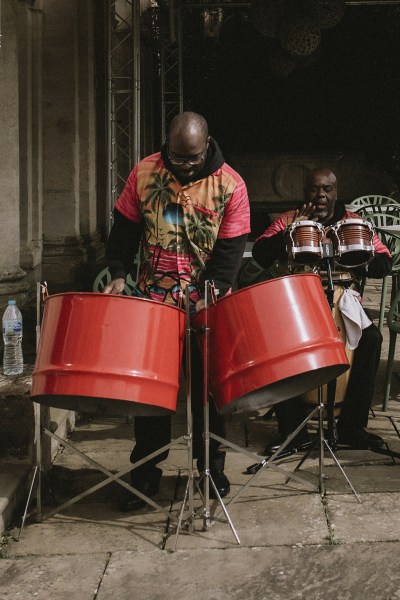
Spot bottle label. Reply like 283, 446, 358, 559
3, 320, 23, 334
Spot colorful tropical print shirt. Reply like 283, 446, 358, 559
115, 149, 250, 306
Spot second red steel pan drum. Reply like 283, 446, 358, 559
31, 293, 185, 416
192, 274, 349, 415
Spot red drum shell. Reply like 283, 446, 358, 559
192, 274, 349, 415
31, 293, 185, 416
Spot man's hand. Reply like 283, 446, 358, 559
293, 202, 317, 222
103, 278, 126, 294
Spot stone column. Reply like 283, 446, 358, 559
0, 0, 30, 309
41, 0, 103, 292
17, 0, 44, 289
77, 0, 105, 279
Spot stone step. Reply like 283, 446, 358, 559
0, 405, 75, 535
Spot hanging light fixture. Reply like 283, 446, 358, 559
201, 8, 224, 38
304, 0, 346, 29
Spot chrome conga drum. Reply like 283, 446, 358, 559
326, 218, 374, 269
285, 220, 324, 265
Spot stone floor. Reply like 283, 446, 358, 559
1, 278, 400, 599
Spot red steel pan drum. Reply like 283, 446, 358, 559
326, 218, 374, 268
285, 220, 324, 265
31, 293, 185, 416
192, 274, 349, 415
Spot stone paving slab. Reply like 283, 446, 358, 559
0, 553, 108, 600
95, 544, 400, 600
6, 504, 170, 555
3, 542, 400, 600
165, 491, 330, 552
327, 491, 400, 543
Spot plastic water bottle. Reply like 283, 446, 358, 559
2, 300, 24, 376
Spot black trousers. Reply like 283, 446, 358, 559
273, 322, 383, 435
130, 328, 225, 471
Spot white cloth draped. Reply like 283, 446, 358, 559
338, 289, 372, 350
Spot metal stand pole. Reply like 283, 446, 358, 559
278, 250, 362, 502
173, 287, 196, 550
305, 386, 361, 502
198, 281, 240, 544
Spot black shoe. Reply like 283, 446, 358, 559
246, 433, 313, 474
336, 427, 384, 450
264, 431, 312, 457
119, 467, 162, 511
198, 452, 231, 499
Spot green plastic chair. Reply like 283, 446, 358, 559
355, 204, 400, 218
349, 195, 399, 209
383, 285, 400, 410
93, 267, 137, 295
360, 213, 400, 331
93, 250, 140, 295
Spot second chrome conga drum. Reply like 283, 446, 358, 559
192, 274, 349, 415
326, 218, 374, 268
31, 292, 185, 416
285, 220, 324, 265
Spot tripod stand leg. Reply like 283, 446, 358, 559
317, 384, 361, 502
173, 472, 196, 551
207, 473, 240, 544
322, 440, 362, 502
318, 387, 326, 497
15, 466, 39, 542
173, 285, 200, 549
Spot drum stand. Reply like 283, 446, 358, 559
212, 251, 362, 516
18, 286, 209, 551
192, 282, 328, 533
175, 282, 240, 546
284, 250, 361, 501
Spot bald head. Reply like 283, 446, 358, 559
167, 112, 210, 183
169, 111, 209, 140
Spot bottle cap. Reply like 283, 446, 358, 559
8, 300, 16, 305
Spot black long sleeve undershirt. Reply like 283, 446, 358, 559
106, 209, 143, 280
252, 232, 286, 270
198, 234, 248, 297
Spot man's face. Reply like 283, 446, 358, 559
305, 172, 337, 224
167, 131, 209, 184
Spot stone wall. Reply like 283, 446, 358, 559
0, 367, 75, 471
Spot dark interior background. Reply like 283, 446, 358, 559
181, 3, 400, 180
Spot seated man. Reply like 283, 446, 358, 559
250, 167, 392, 454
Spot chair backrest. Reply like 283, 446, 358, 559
349, 195, 399, 208
93, 267, 136, 295
361, 212, 400, 259
355, 204, 400, 217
